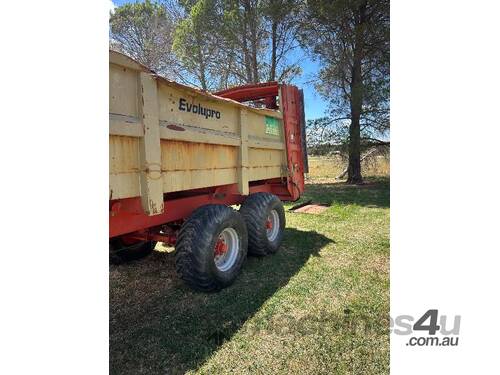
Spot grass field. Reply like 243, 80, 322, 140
307, 154, 390, 180
110, 158, 390, 374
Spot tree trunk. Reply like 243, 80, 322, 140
336, 147, 379, 180
247, 1, 259, 83
347, 88, 362, 184
241, 13, 253, 83
347, 2, 367, 184
269, 20, 277, 81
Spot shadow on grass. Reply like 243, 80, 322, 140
110, 228, 332, 375
298, 176, 390, 209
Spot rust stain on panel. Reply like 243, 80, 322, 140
160, 140, 238, 172
166, 124, 186, 131
248, 147, 286, 168
109, 135, 140, 174
162, 168, 238, 193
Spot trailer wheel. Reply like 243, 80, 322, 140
109, 239, 156, 265
175, 205, 248, 292
240, 193, 285, 256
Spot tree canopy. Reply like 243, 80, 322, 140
172, 0, 302, 90
109, 0, 179, 78
299, 0, 389, 183
109, 0, 390, 182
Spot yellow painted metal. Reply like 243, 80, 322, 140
109, 50, 287, 215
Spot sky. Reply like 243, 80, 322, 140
109, 0, 329, 121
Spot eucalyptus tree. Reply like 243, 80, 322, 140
299, 0, 389, 183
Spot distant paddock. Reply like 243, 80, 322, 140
307, 154, 390, 179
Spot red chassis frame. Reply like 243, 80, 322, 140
110, 82, 306, 242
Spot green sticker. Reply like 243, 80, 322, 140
265, 116, 280, 136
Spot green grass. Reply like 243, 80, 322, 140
110, 176, 390, 375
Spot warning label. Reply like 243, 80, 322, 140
265, 116, 280, 136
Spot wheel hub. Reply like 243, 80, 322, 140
265, 218, 273, 229
266, 210, 280, 241
213, 228, 240, 272
214, 238, 228, 256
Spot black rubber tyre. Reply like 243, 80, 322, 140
109, 239, 156, 265
175, 204, 248, 292
239, 193, 285, 256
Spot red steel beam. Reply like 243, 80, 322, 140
110, 182, 292, 238
214, 81, 279, 102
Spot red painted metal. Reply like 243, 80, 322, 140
214, 239, 228, 257
121, 236, 142, 246
280, 84, 306, 200
124, 229, 177, 246
265, 218, 273, 229
215, 82, 306, 200
214, 82, 279, 104
110, 82, 307, 241
110, 182, 290, 238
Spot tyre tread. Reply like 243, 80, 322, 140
175, 205, 247, 292
240, 193, 285, 256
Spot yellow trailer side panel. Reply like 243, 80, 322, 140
160, 141, 238, 193
109, 50, 288, 215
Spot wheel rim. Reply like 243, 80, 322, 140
214, 227, 240, 272
266, 209, 280, 242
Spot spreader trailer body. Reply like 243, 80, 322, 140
109, 50, 307, 291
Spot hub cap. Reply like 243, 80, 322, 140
266, 209, 280, 241
214, 227, 239, 272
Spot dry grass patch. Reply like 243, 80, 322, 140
307, 155, 390, 181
